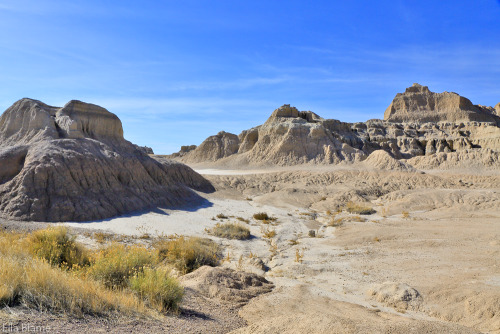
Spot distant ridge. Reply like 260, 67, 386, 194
169, 84, 500, 168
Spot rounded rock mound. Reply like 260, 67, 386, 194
368, 282, 423, 311
363, 150, 415, 172
180, 266, 274, 306
0, 98, 214, 222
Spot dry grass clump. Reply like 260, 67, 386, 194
402, 210, 410, 219
93, 231, 114, 244
129, 267, 184, 312
253, 212, 278, 226
236, 217, 250, 223
207, 223, 251, 240
380, 207, 388, 218
27, 226, 89, 269
0, 228, 185, 316
269, 243, 278, 258
154, 236, 221, 274
216, 213, 228, 219
253, 212, 272, 221
329, 215, 366, 227
261, 227, 276, 239
87, 244, 156, 289
345, 202, 376, 215
0, 255, 143, 316
329, 217, 344, 227
295, 249, 304, 263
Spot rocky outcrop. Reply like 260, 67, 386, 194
368, 282, 422, 311
180, 266, 273, 306
180, 131, 239, 163
172, 104, 367, 166
0, 98, 214, 222
134, 145, 154, 155
384, 83, 500, 124
169, 84, 500, 169
169, 145, 197, 158
363, 150, 415, 172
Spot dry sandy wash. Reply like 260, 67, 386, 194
59, 164, 499, 334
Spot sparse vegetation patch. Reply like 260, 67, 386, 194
129, 267, 184, 312
207, 223, 251, 240
0, 228, 185, 317
261, 227, 276, 239
27, 226, 90, 270
216, 213, 229, 219
295, 249, 304, 263
345, 202, 376, 215
154, 236, 221, 274
253, 212, 277, 221
87, 243, 156, 289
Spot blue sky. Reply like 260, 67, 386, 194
0, 1, 499, 154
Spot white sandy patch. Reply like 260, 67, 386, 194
62, 198, 303, 239
195, 169, 275, 175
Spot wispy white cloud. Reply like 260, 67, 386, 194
290, 43, 500, 73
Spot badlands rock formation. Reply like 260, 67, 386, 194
171, 84, 500, 168
0, 98, 214, 222
179, 131, 239, 163
384, 83, 500, 123
362, 150, 415, 171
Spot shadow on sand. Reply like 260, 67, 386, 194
73, 193, 213, 224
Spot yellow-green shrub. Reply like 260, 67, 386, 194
129, 267, 184, 312
0, 251, 143, 317
154, 236, 220, 274
27, 226, 89, 269
0, 229, 189, 316
87, 243, 157, 289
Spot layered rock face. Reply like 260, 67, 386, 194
384, 83, 500, 124
178, 131, 240, 163
0, 98, 214, 222
171, 85, 500, 168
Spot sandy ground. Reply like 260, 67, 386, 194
58, 166, 500, 333
195, 169, 275, 175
